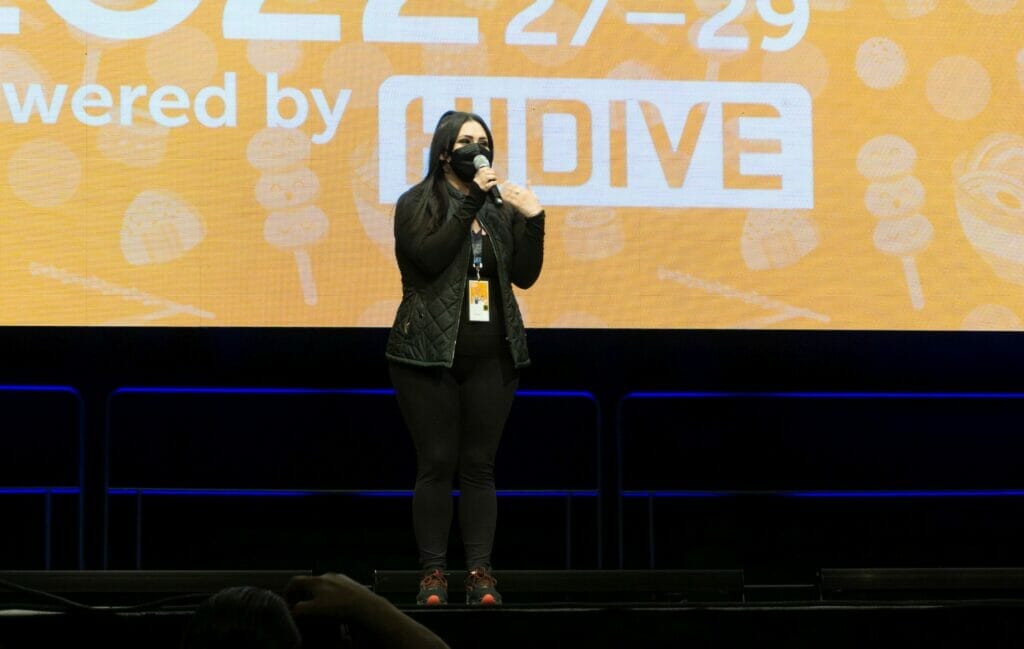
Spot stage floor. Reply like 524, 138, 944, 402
3, 599, 1024, 648
4, 569, 1024, 647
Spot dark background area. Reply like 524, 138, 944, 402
3, 327, 1024, 584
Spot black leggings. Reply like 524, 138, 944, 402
389, 354, 519, 571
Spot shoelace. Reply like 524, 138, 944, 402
421, 569, 447, 590
467, 568, 497, 589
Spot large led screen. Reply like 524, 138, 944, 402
1, 1, 1022, 328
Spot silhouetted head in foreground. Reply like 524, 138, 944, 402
181, 586, 301, 649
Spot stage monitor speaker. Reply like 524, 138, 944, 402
0, 570, 310, 606
821, 568, 1024, 600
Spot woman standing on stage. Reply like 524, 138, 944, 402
386, 110, 545, 606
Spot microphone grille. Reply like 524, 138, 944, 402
473, 154, 490, 170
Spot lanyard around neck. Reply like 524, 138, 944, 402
471, 228, 484, 280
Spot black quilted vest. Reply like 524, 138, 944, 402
386, 191, 531, 369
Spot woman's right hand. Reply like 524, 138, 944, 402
473, 166, 499, 195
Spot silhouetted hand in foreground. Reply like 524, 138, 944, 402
286, 573, 450, 649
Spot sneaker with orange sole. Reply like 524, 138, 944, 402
417, 568, 448, 606
465, 567, 502, 606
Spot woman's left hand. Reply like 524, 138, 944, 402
500, 181, 543, 218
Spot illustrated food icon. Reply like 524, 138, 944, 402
248, 128, 327, 305
741, 210, 819, 271
121, 190, 205, 265
955, 133, 1024, 284
263, 206, 329, 306
858, 135, 932, 309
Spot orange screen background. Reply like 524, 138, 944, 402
1, 0, 1023, 329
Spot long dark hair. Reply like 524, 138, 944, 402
409, 110, 495, 228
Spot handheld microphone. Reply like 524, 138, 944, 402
473, 154, 503, 205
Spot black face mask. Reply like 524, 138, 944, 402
447, 142, 493, 182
